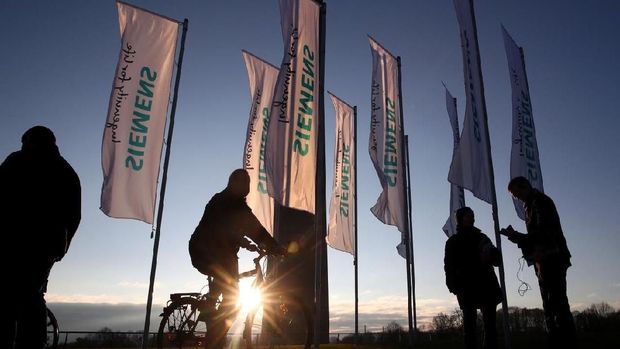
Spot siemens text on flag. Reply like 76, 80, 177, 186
442, 87, 466, 237
327, 94, 355, 255
265, 0, 321, 213
502, 26, 544, 220
368, 37, 407, 239
447, 0, 494, 204
100, 2, 179, 224
242, 51, 278, 235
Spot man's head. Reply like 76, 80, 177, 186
227, 169, 250, 198
455, 206, 474, 228
21, 125, 57, 152
508, 176, 532, 202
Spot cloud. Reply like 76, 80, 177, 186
117, 281, 151, 289
329, 296, 458, 332
46, 293, 168, 305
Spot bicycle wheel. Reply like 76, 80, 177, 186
257, 294, 312, 349
157, 297, 207, 349
46, 307, 59, 349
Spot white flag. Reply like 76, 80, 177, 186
368, 37, 408, 243
447, 0, 493, 204
100, 2, 179, 224
502, 26, 544, 220
442, 87, 466, 237
265, 0, 321, 213
242, 51, 278, 235
327, 93, 355, 255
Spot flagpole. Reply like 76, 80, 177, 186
467, 1, 511, 347
396, 56, 414, 345
353, 106, 359, 343
141, 18, 188, 349
313, 1, 327, 348
404, 135, 417, 335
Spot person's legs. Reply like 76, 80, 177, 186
14, 262, 50, 349
538, 261, 577, 349
0, 289, 18, 349
481, 304, 498, 349
206, 262, 239, 349
462, 306, 477, 349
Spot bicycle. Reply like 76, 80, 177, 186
46, 305, 60, 349
157, 245, 312, 349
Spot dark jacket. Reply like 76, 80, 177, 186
189, 190, 280, 277
444, 226, 502, 308
0, 147, 81, 264
517, 189, 571, 267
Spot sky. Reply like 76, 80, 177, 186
1, 0, 619, 335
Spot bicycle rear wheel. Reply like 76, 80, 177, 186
157, 297, 207, 349
46, 307, 59, 349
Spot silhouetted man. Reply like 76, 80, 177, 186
445, 207, 501, 349
0, 126, 81, 349
502, 176, 576, 348
189, 169, 285, 349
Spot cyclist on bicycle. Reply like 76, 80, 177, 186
189, 169, 286, 349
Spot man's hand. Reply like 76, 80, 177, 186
500, 225, 523, 243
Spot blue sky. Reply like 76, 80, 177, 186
1, 0, 619, 333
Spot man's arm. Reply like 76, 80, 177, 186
242, 205, 285, 255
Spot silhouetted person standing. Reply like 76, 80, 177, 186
502, 176, 576, 349
445, 207, 501, 349
189, 169, 284, 349
0, 126, 81, 349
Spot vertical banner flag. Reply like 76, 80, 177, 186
368, 37, 407, 247
265, 0, 321, 213
442, 87, 466, 237
448, 0, 493, 204
100, 1, 179, 224
327, 93, 355, 254
242, 51, 278, 235
502, 26, 544, 220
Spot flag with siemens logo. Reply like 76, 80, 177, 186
242, 50, 278, 235
368, 37, 407, 236
502, 26, 544, 220
327, 93, 355, 254
265, 0, 320, 213
442, 87, 466, 237
447, 0, 493, 204
100, 1, 179, 224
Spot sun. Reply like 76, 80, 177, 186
237, 278, 262, 317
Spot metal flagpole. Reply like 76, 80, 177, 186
405, 135, 417, 334
467, 1, 511, 347
141, 18, 188, 349
396, 56, 414, 345
353, 106, 359, 343
313, 1, 327, 348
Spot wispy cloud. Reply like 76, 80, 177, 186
117, 281, 151, 289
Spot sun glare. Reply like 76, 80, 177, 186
237, 278, 262, 317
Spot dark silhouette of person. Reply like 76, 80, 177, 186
444, 207, 501, 349
502, 176, 576, 349
0, 126, 81, 349
189, 168, 285, 349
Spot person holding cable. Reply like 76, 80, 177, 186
501, 176, 577, 349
